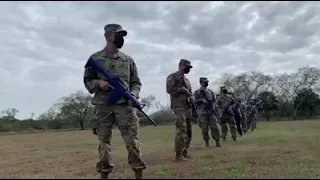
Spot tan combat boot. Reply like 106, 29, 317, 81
215, 140, 221, 147
100, 172, 109, 179
175, 153, 187, 162
183, 151, 193, 159
133, 169, 143, 179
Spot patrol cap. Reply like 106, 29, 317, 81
199, 77, 209, 82
104, 24, 127, 36
220, 86, 227, 90
179, 59, 193, 68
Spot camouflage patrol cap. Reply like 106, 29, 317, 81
199, 77, 209, 82
104, 24, 127, 36
179, 59, 193, 68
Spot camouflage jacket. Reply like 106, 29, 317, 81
216, 93, 235, 117
239, 103, 247, 118
194, 87, 216, 114
246, 105, 257, 119
232, 103, 242, 118
83, 49, 142, 105
166, 71, 192, 109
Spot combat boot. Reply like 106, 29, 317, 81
133, 169, 143, 179
183, 152, 193, 159
232, 136, 237, 141
205, 140, 209, 147
215, 140, 221, 147
175, 153, 187, 162
100, 172, 109, 179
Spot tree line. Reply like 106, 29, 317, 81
1, 65, 320, 132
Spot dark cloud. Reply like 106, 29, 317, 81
0, 1, 319, 118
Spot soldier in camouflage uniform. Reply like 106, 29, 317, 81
166, 59, 195, 162
83, 24, 146, 179
239, 98, 248, 134
194, 77, 221, 147
247, 100, 258, 132
216, 86, 238, 141
232, 98, 243, 136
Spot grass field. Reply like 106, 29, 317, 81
1, 120, 320, 179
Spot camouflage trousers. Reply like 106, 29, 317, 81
241, 118, 248, 132
220, 115, 237, 139
172, 108, 192, 155
94, 104, 146, 174
198, 113, 220, 142
248, 117, 257, 131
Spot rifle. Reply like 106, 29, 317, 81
187, 96, 199, 124
200, 90, 218, 120
181, 78, 199, 124
85, 57, 157, 126
221, 98, 235, 117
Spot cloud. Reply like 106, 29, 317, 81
1, 1, 320, 119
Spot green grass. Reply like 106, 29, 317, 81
1, 120, 320, 178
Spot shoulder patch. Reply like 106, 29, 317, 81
167, 75, 173, 81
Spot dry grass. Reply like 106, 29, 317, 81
1, 120, 320, 179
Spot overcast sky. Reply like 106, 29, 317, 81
1, 1, 320, 119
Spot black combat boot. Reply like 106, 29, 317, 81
232, 136, 237, 141
182, 151, 193, 159
205, 140, 209, 147
100, 172, 109, 179
215, 140, 221, 147
133, 169, 143, 179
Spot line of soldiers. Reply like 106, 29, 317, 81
166, 59, 260, 162
83, 24, 261, 179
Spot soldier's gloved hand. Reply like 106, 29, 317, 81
98, 80, 109, 91
128, 93, 139, 107
179, 87, 191, 95
92, 127, 97, 135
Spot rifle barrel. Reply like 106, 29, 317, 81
140, 110, 157, 126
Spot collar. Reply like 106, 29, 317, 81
102, 47, 120, 59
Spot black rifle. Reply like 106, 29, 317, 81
200, 90, 218, 123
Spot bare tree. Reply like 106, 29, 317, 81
140, 95, 156, 112
276, 66, 320, 118
56, 91, 93, 130
217, 71, 273, 102
1, 108, 19, 124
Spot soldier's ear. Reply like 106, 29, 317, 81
105, 33, 111, 41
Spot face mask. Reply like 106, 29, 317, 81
113, 33, 124, 49
184, 67, 191, 74
203, 82, 208, 87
